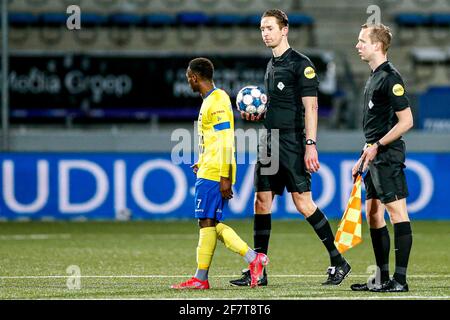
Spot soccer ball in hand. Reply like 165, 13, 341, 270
236, 86, 268, 115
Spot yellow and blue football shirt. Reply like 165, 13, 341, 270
197, 88, 236, 184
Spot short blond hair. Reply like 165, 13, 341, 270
361, 23, 392, 54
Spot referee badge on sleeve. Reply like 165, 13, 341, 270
392, 84, 405, 96
304, 66, 316, 79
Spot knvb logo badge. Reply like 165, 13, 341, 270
66, 5, 81, 30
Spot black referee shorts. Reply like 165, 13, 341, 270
364, 140, 409, 204
254, 129, 311, 195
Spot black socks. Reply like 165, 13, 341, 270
306, 208, 344, 266
254, 214, 271, 254
393, 222, 413, 285
370, 226, 391, 283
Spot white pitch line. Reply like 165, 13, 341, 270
0, 274, 449, 279
286, 296, 450, 300
0, 233, 328, 240
44, 296, 450, 301
0, 234, 71, 240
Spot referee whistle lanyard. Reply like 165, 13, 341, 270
334, 160, 364, 253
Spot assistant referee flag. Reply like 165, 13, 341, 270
334, 174, 363, 253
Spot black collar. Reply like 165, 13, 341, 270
273, 48, 292, 63
372, 60, 389, 74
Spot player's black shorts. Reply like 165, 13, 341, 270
254, 129, 311, 195
364, 139, 409, 204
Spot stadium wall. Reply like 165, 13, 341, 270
3, 128, 450, 152
0, 150, 448, 221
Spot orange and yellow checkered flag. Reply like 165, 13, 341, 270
334, 174, 363, 253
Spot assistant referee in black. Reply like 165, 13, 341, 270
351, 23, 414, 292
230, 9, 351, 287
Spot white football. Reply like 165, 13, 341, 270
236, 85, 267, 115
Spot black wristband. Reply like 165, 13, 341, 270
376, 141, 383, 148
306, 139, 316, 146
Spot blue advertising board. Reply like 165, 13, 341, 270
0, 152, 448, 220
418, 86, 450, 132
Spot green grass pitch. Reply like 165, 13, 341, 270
0, 220, 449, 299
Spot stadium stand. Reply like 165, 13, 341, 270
74, 13, 106, 45
38, 12, 67, 44
4, 0, 450, 128
141, 13, 175, 45
8, 11, 36, 42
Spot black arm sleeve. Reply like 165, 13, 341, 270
383, 74, 410, 112
296, 60, 319, 97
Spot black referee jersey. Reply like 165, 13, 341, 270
363, 60, 410, 144
263, 48, 320, 130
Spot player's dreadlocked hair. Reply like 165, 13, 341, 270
262, 9, 289, 29
188, 57, 214, 81
361, 23, 392, 54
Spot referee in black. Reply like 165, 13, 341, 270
230, 9, 351, 287
351, 23, 413, 292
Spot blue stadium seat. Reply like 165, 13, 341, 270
429, 13, 450, 43
394, 13, 430, 27
176, 12, 209, 26
142, 14, 176, 27
288, 13, 315, 27
107, 14, 141, 46
244, 14, 262, 27
38, 13, 68, 26
243, 13, 315, 27
80, 13, 107, 27
108, 13, 142, 27
207, 14, 244, 45
73, 13, 106, 45
176, 12, 209, 45
6, 13, 38, 43
36, 13, 67, 44
430, 13, 450, 26
394, 13, 431, 45
208, 14, 244, 27
8, 12, 38, 27
141, 14, 175, 45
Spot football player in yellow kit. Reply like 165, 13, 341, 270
171, 57, 268, 289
